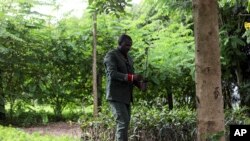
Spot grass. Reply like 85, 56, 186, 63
0, 125, 79, 141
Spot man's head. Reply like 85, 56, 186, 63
118, 34, 132, 54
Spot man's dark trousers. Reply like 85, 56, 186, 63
109, 101, 131, 141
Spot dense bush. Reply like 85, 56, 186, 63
224, 107, 250, 141
0, 125, 77, 141
4, 104, 84, 127
81, 103, 250, 141
81, 103, 196, 141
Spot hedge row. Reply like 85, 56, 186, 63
81, 105, 250, 141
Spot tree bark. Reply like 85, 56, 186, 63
0, 70, 6, 121
97, 71, 103, 112
192, 0, 225, 140
222, 82, 232, 109
166, 85, 173, 110
92, 11, 98, 117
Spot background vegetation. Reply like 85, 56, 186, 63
0, 125, 77, 141
0, 0, 250, 140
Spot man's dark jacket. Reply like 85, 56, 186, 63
104, 49, 134, 104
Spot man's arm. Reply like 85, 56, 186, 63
104, 52, 128, 81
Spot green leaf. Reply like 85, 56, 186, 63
151, 75, 160, 85
0, 45, 10, 54
88, 0, 94, 5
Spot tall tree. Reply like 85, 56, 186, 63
92, 8, 98, 117
0, 69, 5, 122
88, 0, 132, 117
192, 0, 225, 140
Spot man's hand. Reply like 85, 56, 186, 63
133, 74, 143, 81
139, 81, 147, 91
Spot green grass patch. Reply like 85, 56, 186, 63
0, 125, 79, 141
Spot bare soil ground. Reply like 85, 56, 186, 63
20, 122, 82, 139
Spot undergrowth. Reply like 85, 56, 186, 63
81, 102, 250, 141
0, 125, 78, 141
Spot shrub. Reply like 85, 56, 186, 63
81, 103, 250, 141
81, 104, 196, 141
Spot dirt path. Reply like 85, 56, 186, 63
20, 122, 82, 139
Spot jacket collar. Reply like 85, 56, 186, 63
115, 49, 132, 66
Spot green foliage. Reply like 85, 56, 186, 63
206, 131, 225, 141
125, 0, 195, 108
0, 1, 250, 139
4, 102, 84, 127
0, 125, 77, 141
224, 107, 250, 140
82, 103, 196, 141
219, 0, 250, 12
81, 103, 250, 141
88, 0, 132, 17
225, 107, 250, 125
0, 0, 93, 121
242, 30, 250, 44
219, 0, 250, 110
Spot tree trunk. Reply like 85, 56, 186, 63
235, 62, 242, 86
97, 71, 103, 112
192, 0, 225, 140
222, 82, 232, 109
0, 70, 6, 122
92, 10, 98, 117
166, 85, 173, 110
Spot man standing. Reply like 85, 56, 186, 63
104, 34, 145, 141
